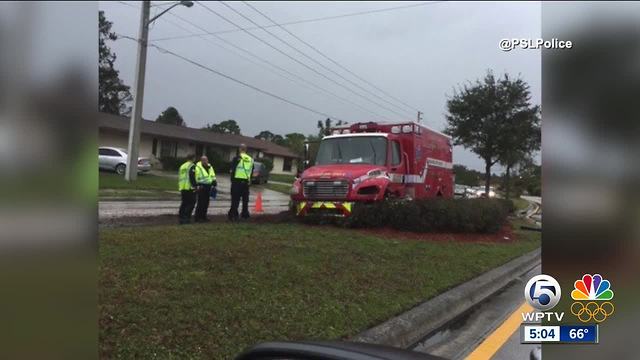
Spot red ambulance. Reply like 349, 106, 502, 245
291, 121, 454, 216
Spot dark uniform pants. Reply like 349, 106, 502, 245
228, 180, 250, 220
195, 185, 212, 221
179, 190, 196, 224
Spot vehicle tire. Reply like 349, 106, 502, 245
115, 163, 126, 175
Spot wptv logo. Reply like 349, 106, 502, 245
522, 273, 615, 323
523, 275, 564, 322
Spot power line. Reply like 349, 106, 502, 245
201, 1, 408, 119
228, 1, 414, 118
117, 35, 348, 122
150, 1, 175, 7
241, 1, 422, 114
163, 11, 391, 120
114, 2, 390, 121
240, 1, 420, 115
152, 2, 444, 42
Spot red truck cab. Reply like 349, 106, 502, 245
291, 121, 454, 216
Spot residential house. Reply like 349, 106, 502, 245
98, 112, 300, 175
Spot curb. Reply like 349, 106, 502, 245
352, 248, 541, 348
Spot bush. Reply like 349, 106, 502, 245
206, 150, 231, 174
159, 157, 183, 171
346, 198, 511, 233
256, 157, 274, 172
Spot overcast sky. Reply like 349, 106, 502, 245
99, 1, 541, 172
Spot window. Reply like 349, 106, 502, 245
152, 139, 158, 156
283, 157, 293, 172
160, 140, 178, 158
99, 148, 120, 157
315, 136, 387, 165
391, 141, 401, 165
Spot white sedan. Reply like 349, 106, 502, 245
99, 147, 151, 175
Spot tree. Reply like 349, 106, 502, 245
282, 133, 306, 156
254, 130, 286, 146
305, 134, 322, 167
317, 118, 346, 137
512, 158, 541, 197
273, 135, 286, 146
99, 11, 132, 115
254, 130, 276, 142
156, 106, 186, 126
204, 119, 241, 135
452, 164, 482, 186
496, 86, 540, 199
445, 71, 540, 196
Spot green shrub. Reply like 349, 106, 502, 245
256, 157, 274, 172
206, 150, 231, 174
497, 199, 516, 214
346, 198, 511, 233
159, 157, 183, 171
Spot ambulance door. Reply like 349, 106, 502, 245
387, 139, 407, 196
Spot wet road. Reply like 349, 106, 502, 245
413, 265, 541, 359
99, 186, 290, 219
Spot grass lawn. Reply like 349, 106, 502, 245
100, 171, 176, 191
512, 197, 530, 211
269, 173, 296, 183
99, 221, 540, 358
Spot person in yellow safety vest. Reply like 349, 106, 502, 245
178, 154, 198, 225
194, 155, 217, 222
228, 143, 253, 221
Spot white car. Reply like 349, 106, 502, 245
454, 184, 470, 198
475, 187, 496, 198
98, 147, 151, 175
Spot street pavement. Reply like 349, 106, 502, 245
99, 176, 290, 219
413, 265, 541, 360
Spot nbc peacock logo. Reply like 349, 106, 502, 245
570, 274, 615, 323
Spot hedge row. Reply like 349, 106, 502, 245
345, 198, 514, 233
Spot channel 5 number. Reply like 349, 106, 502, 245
525, 275, 561, 311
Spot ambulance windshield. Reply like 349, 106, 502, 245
315, 136, 387, 165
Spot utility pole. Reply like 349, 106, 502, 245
125, 0, 150, 182
417, 111, 423, 123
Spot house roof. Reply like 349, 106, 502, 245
98, 112, 300, 159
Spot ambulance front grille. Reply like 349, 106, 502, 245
303, 180, 349, 199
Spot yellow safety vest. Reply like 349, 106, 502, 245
178, 161, 194, 191
234, 153, 253, 180
195, 161, 216, 185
